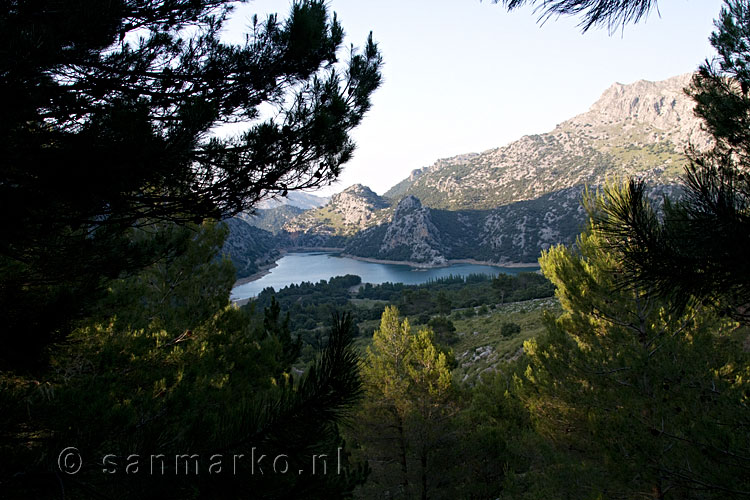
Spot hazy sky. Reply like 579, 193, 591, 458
224, 0, 724, 197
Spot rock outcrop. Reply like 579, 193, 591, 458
375, 196, 447, 265
222, 218, 287, 279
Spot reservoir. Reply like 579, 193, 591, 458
230, 252, 539, 301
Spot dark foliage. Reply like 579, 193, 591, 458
500, 321, 521, 337
591, 1, 750, 323
0, 219, 371, 498
428, 315, 459, 345
0, 0, 382, 367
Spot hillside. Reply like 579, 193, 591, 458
344, 196, 448, 265
343, 74, 702, 264
240, 205, 305, 234
344, 184, 679, 265
282, 184, 391, 247
256, 190, 329, 210
222, 218, 288, 279
384, 73, 706, 210
228, 74, 705, 268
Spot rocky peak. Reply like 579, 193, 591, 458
385, 73, 712, 211
338, 183, 372, 195
330, 184, 382, 207
282, 183, 389, 240
393, 195, 422, 216
407, 168, 424, 182
589, 74, 692, 118
326, 184, 388, 227
379, 196, 447, 265
574, 73, 710, 149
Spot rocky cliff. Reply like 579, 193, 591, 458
346, 196, 447, 265
222, 218, 287, 279
346, 75, 702, 264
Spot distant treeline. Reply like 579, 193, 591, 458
248, 272, 554, 345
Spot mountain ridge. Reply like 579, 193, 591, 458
226, 73, 704, 275
382, 73, 705, 210
256, 190, 329, 210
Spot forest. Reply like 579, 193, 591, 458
1, 0, 750, 498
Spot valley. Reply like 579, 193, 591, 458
224, 73, 705, 279
9, 2, 748, 498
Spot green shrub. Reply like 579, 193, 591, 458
500, 321, 521, 337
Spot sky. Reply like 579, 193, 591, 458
223, 0, 725, 197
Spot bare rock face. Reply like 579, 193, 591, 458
378, 196, 447, 265
327, 184, 388, 229
231, 74, 708, 267
222, 218, 286, 279
580, 73, 710, 150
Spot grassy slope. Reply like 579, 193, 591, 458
349, 296, 560, 384
450, 297, 559, 382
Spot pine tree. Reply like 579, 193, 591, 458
581, 0, 750, 324
496, 0, 656, 32
0, 223, 367, 498
0, 0, 382, 367
354, 306, 455, 499
513, 188, 750, 498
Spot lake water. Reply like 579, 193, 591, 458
230, 252, 539, 301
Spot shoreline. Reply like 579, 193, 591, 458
445, 258, 540, 268
232, 248, 540, 289
230, 249, 541, 302
287, 246, 346, 252
339, 253, 539, 269
232, 250, 288, 287
231, 248, 346, 288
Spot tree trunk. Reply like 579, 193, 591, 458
395, 412, 409, 496
420, 443, 428, 500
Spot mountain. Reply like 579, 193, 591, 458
228, 74, 706, 271
256, 191, 329, 210
240, 205, 305, 234
343, 188, 583, 265
344, 196, 448, 265
384, 73, 707, 210
345, 74, 702, 264
282, 184, 391, 247
345, 184, 680, 265
222, 218, 288, 279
